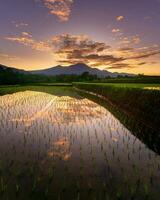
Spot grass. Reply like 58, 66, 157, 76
74, 82, 160, 89
0, 85, 78, 98
94, 76, 160, 84
23, 82, 72, 86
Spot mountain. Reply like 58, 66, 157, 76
0, 64, 29, 74
30, 63, 134, 78
0, 63, 135, 78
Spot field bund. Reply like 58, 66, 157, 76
73, 83, 160, 134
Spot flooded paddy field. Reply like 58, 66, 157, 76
0, 86, 160, 200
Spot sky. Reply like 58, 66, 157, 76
0, 0, 160, 75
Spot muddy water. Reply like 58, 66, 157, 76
0, 87, 160, 200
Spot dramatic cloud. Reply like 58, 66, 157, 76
52, 34, 110, 53
42, 0, 74, 21
50, 34, 121, 65
4, 33, 160, 69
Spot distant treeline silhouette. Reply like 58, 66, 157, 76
0, 66, 98, 85
0, 64, 160, 85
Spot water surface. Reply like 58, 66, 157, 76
0, 87, 160, 200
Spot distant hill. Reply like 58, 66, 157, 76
0, 63, 135, 78
30, 63, 134, 78
0, 64, 29, 74
1, 63, 160, 85
0, 64, 31, 85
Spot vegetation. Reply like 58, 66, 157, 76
96, 75, 160, 84
73, 83, 160, 134
1, 65, 160, 85
77, 88, 160, 154
0, 68, 98, 85
0, 85, 77, 97
0, 86, 160, 200
1, 67, 160, 199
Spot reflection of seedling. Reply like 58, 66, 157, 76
116, 190, 122, 200
102, 182, 107, 195
88, 182, 93, 194
130, 186, 136, 199
62, 181, 66, 194
31, 179, 37, 194
44, 187, 49, 199
144, 184, 149, 199
1, 177, 6, 194
16, 183, 20, 195
0, 161, 3, 176
48, 169, 54, 184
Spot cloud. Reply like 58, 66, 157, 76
52, 34, 111, 53
22, 32, 32, 37
117, 47, 134, 52
119, 36, 141, 46
132, 36, 141, 44
116, 16, 124, 21
5, 32, 51, 52
107, 63, 133, 69
12, 21, 29, 28
112, 28, 121, 33
70, 53, 123, 63
50, 34, 122, 65
138, 62, 146, 65
128, 50, 160, 60
4, 33, 160, 70
0, 52, 19, 61
42, 0, 74, 21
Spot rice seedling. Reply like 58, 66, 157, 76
0, 86, 159, 199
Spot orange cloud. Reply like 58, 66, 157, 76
5, 32, 51, 52
116, 16, 124, 21
43, 0, 74, 21
4, 33, 160, 70
112, 28, 121, 33
22, 32, 32, 37
119, 35, 141, 46
0, 53, 19, 61
132, 36, 141, 44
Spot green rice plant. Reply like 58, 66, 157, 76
0, 177, 6, 194
144, 184, 149, 199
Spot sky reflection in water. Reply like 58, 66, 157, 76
0, 90, 160, 199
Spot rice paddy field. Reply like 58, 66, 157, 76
0, 86, 160, 200
74, 83, 160, 134
74, 82, 160, 89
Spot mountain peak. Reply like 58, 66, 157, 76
27, 63, 135, 77
70, 63, 90, 69
30, 63, 111, 77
